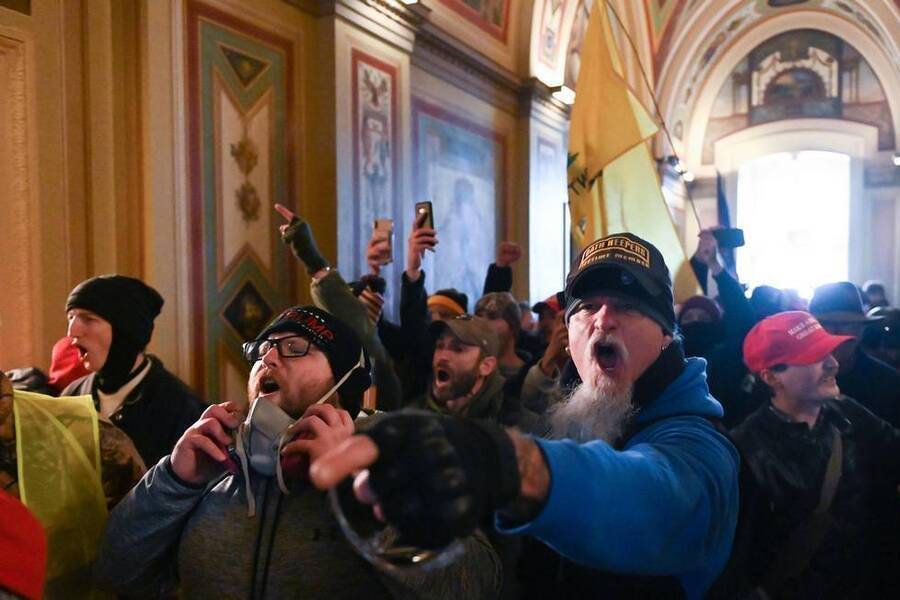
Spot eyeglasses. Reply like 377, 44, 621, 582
242, 335, 311, 363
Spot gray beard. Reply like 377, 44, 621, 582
549, 379, 635, 444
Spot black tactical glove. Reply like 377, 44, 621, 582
361, 410, 520, 549
281, 217, 329, 275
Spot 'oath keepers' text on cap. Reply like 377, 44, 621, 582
580, 235, 651, 269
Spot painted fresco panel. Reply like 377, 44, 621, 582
350, 48, 400, 317
642, 0, 687, 74
217, 80, 274, 276
703, 29, 896, 163
564, 0, 688, 81
438, 0, 510, 43
538, 0, 570, 69
351, 49, 399, 274
187, 1, 295, 398
564, 0, 592, 89
413, 99, 503, 308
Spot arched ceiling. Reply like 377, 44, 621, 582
653, 0, 900, 164
525, 1, 900, 167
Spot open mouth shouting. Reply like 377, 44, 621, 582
73, 342, 88, 361
593, 339, 623, 373
71, 340, 99, 370
434, 366, 452, 387
257, 373, 281, 400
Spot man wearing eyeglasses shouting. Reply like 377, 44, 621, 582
95, 305, 501, 598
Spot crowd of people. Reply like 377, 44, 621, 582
1, 205, 898, 599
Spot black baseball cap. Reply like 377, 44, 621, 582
565, 233, 675, 334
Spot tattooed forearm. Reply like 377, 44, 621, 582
498, 430, 550, 522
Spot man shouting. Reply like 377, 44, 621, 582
311, 233, 740, 599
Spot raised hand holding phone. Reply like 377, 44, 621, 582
414, 201, 434, 230
405, 204, 438, 282
371, 219, 394, 266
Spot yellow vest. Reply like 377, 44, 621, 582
13, 390, 108, 597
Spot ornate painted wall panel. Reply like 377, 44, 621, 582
350, 49, 399, 274
438, 0, 511, 43
665, 0, 900, 147
562, 1, 690, 87
530, 0, 579, 88
0, 33, 35, 369
537, 0, 570, 70
703, 29, 896, 163
563, 0, 592, 89
643, 0, 687, 75
412, 98, 505, 309
187, 1, 295, 400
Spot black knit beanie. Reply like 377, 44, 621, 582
255, 306, 371, 417
66, 275, 164, 392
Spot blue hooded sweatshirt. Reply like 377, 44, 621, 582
497, 358, 739, 599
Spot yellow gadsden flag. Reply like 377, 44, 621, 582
567, 0, 699, 301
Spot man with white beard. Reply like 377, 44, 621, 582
311, 233, 740, 600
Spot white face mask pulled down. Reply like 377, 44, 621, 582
232, 348, 364, 517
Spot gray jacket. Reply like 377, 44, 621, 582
95, 458, 501, 599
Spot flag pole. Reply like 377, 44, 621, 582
601, 0, 703, 232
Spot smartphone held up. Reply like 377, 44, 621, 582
414, 201, 434, 230
711, 227, 745, 249
372, 219, 394, 266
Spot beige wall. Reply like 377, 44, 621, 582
0, 0, 545, 377
0, 0, 667, 383
0, 0, 90, 371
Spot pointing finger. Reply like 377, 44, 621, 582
274, 203, 296, 222
310, 435, 379, 490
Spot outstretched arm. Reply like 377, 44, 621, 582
274, 203, 331, 277
311, 413, 738, 576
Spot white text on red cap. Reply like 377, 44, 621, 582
788, 317, 822, 341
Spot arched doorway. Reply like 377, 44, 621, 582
736, 150, 850, 298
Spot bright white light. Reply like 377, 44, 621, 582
893, 152, 900, 167
399, 0, 419, 4
681, 170, 695, 182
737, 151, 850, 299
552, 86, 576, 105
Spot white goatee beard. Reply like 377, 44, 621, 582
549, 379, 635, 444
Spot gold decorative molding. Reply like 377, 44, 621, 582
0, 0, 31, 16
0, 33, 35, 368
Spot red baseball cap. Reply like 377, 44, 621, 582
743, 311, 854, 373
